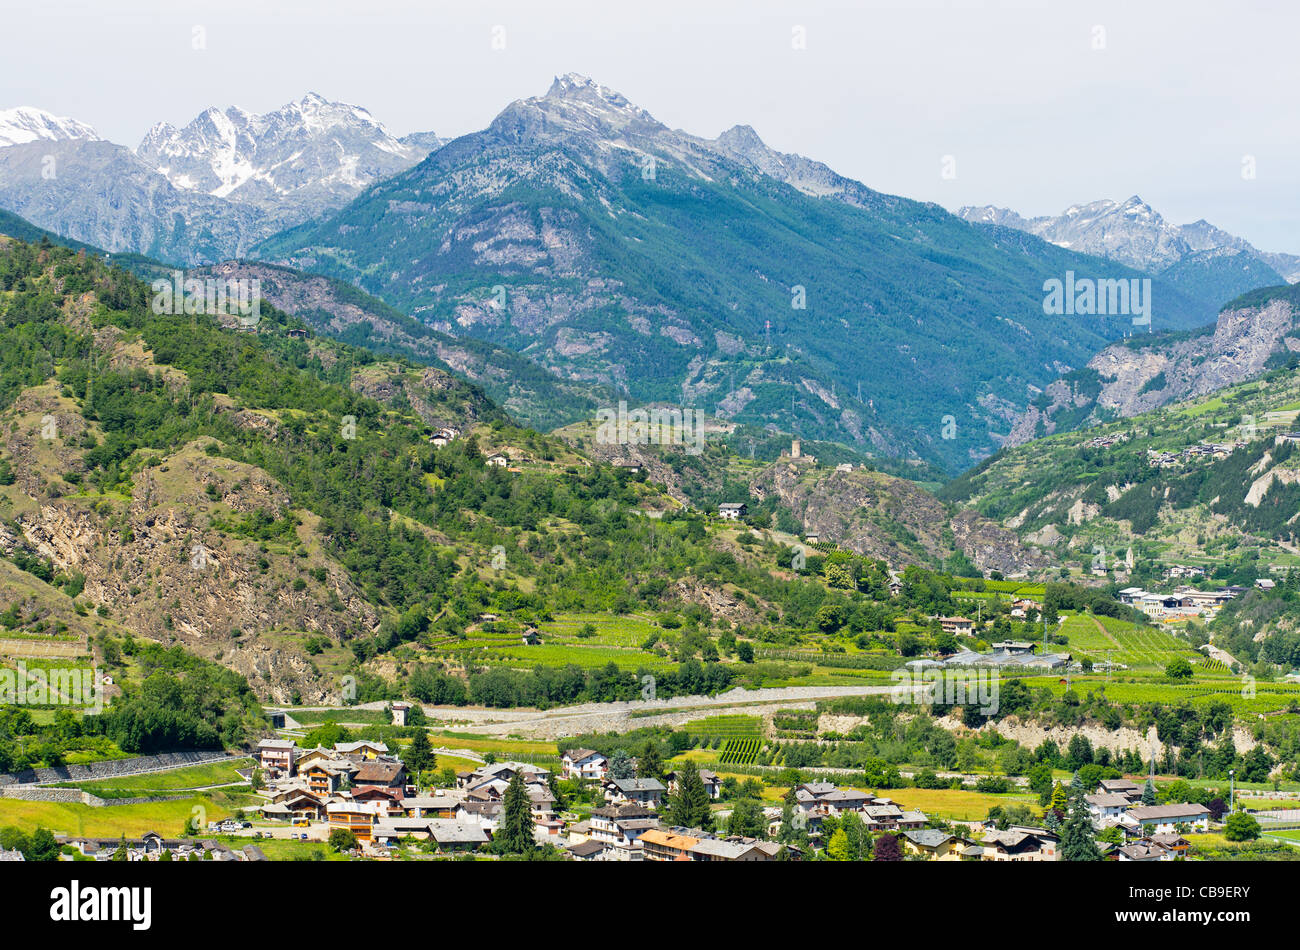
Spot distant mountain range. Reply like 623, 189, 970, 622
136, 93, 441, 216
2, 78, 1293, 472
0, 97, 441, 263
255, 74, 1231, 472
0, 106, 99, 147
958, 196, 1300, 296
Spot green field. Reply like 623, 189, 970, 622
0, 795, 236, 837
53, 758, 253, 798
428, 612, 676, 671
1058, 613, 1207, 670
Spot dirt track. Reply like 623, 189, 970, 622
284, 684, 895, 739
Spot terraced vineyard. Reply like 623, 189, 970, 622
718, 737, 762, 765
684, 715, 763, 740
1023, 675, 1300, 715
1058, 613, 1205, 669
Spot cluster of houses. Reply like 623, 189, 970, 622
568, 801, 784, 862
52, 833, 269, 862
1083, 778, 1206, 861
427, 422, 524, 471
238, 740, 1213, 862
783, 781, 928, 836
564, 775, 933, 862
428, 425, 461, 448
884, 778, 1209, 863
256, 738, 574, 852
1146, 441, 1247, 468
1117, 585, 1245, 620
910, 631, 1072, 672
1083, 432, 1129, 449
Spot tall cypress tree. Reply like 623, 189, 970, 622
1060, 772, 1103, 861
405, 730, 435, 776
497, 771, 536, 854
668, 768, 712, 830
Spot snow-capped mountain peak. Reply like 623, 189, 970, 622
135, 94, 439, 207
0, 106, 99, 147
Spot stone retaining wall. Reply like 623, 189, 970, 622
0, 786, 193, 807
0, 787, 103, 805
0, 750, 232, 787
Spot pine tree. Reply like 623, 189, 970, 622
496, 771, 536, 854
609, 748, 634, 780
777, 787, 807, 846
1142, 777, 1156, 805
667, 767, 712, 830
638, 741, 663, 781
1060, 772, 1103, 861
727, 797, 765, 838
405, 729, 435, 776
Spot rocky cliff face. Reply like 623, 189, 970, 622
0, 140, 262, 263
1006, 291, 1300, 445
750, 462, 1049, 575
190, 259, 601, 432
0, 345, 381, 703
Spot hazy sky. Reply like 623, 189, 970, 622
4, 0, 1297, 251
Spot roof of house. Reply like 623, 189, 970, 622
1099, 779, 1141, 792
1085, 793, 1134, 808
690, 838, 759, 860
639, 829, 700, 850
563, 748, 604, 763
457, 800, 501, 818
903, 829, 969, 849
609, 777, 666, 793
1119, 841, 1170, 861
592, 802, 656, 820
335, 741, 389, 755
614, 818, 660, 833
982, 826, 1057, 850
1127, 803, 1209, 822
864, 805, 903, 818
401, 796, 459, 809
427, 820, 489, 844
257, 738, 297, 750
353, 761, 405, 785
568, 839, 607, 858
798, 782, 839, 796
